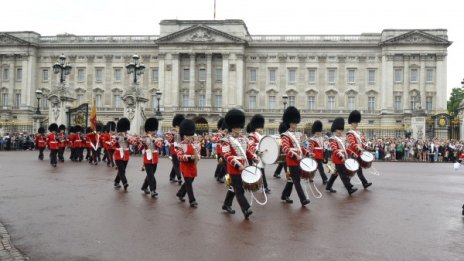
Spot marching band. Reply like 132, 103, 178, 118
34, 107, 384, 219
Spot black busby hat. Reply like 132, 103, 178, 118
117, 118, 130, 132
221, 119, 228, 131
102, 125, 108, 133
48, 123, 58, 132
246, 123, 253, 134
282, 106, 301, 124
225, 109, 245, 131
249, 114, 265, 131
331, 117, 345, 132
172, 114, 185, 128
217, 118, 225, 130
96, 122, 104, 132
75, 125, 82, 133
348, 110, 361, 124
58, 124, 66, 131
38, 127, 45, 134
69, 126, 75, 133
311, 120, 323, 134
179, 119, 196, 137
86, 127, 93, 134
278, 122, 289, 134
145, 117, 159, 132
106, 121, 116, 132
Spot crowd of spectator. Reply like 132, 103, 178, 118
1, 131, 461, 163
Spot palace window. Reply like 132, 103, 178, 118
151, 95, 158, 109
394, 68, 403, 82
426, 69, 434, 82
183, 68, 190, 81
2, 68, 9, 81
250, 68, 257, 82
114, 95, 121, 108
269, 68, 276, 83
152, 68, 159, 82
182, 95, 189, 107
307, 96, 315, 110
77, 94, 84, 105
215, 95, 222, 108
410, 95, 417, 110
14, 93, 21, 108
215, 68, 222, 82
16, 68, 22, 81
410, 69, 418, 82
288, 69, 296, 83
114, 68, 122, 81
368, 96, 376, 112
328, 69, 336, 83
347, 69, 355, 83
348, 96, 355, 110
249, 95, 256, 109
268, 95, 276, 109
95, 68, 103, 82
288, 95, 296, 107
1, 93, 8, 106
199, 68, 206, 82
77, 69, 85, 82
327, 96, 335, 111
426, 96, 433, 111
368, 69, 376, 83
42, 69, 49, 81
198, 95, 206, 108
394, 96, 402, 111
96, 94, 102, 107
308, 69, 316, 83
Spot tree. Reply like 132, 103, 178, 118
447, 87, 464, 116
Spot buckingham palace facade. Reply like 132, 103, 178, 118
0, 19, 452, 137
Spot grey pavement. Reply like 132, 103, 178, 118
0, 151, 464, 261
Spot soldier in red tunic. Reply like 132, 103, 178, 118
273, 122, 289, 178
307, 120, 328, 185
34, 127, 47, 160
74, 125, 84, 162
175, 119, 199, 208
47, 123, 59, 167
105, 121, 116, 168
166, 114, 185, 184
212, 118, 227, 183
221, 109, 256, 219
113, 118, 132, 191
247, 114, 270, 193
346, 110, 372, 189
280, 106, 311, 206
140, 118, 163, 198
325, 117, 358, 195
57, 124, 67, 162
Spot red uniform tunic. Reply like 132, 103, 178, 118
47, 133, 59, 150
113, 134, 136, 161
329, 136, 348, 165
346, 129, 367, 158
175, 142, 198, 178
165, 130, 179, 156
211, 131, 225, 157
57, 132, 67, 149
34, 134, 47, 148
140, 137, 163, 164
67, 133, 75, 149
281, 131, 308, 167
308, 136, 325, 160
101, 133, 111, 150
222, 134, 257, 175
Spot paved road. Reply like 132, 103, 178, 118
0, 151, 463, 261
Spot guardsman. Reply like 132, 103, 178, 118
140, 118, 163, 198
307, 120, 329, 184
57, 124, 67, 162
166, 114, 185, 184
212, 118, 227, 183
113, 118, 133, 191
47, 123, 59, 167
247, 114, 271, 193
34, 127, 46, 160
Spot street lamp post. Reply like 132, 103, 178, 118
126, 54, 145, 84
282, 95, 288, 110
35, 89, 43, 115
155, 91, 162, 117
53, 54, 72, 84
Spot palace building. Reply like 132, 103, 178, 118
0, 19, 452, 138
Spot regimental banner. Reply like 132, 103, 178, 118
68, 103, 89, 130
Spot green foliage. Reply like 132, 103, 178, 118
447, 87, 464, 116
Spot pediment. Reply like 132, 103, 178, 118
381, 30, 451, 46
0, 33, 31, 46
156, 25, 247, 45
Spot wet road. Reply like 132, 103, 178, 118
1, 151, 463, 261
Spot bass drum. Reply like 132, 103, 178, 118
258, 135, 281, 165
344, 158, 360, 177
299, 157, 318, 180
241, 166, 263, 192
359, 151, 374, 169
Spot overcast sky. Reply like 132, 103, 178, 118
1, 0, 462, 98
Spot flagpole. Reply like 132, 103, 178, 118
214, 0, 216, 20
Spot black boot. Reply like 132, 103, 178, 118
222, 205, 235, 214
363, 182, 372, 189
348, 187, 358, 195
244, 208, 253, 219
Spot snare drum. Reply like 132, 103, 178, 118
241, 166, 263, 192
258, 135, 281, 165
359, 151, 374, 169
299, 157, 318, 180
344, 158, 359, 177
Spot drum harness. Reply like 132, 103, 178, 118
229, 135, 268, 206
347, 129, 380, 176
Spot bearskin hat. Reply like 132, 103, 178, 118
179, 119, 196, 137
106, 121, 116, 132
102, 125, 109, 133
75, 125, 82, 133
58, 124, 66, 131
225, 109, 245, 131
249, 114, 265, 131
311, 120, 323, 134
246, 123, 253, 133
86, 127, 93, 134
172, 114, 185, 128
96, 122, 104, 132
48, 123, 58, 132
282, 106, 301, 124
348, 110, 361, 124
117, 118, 130, 132
38, 127, 45, 134
331, 117, 345, 132
278, 122, 289, 134
217, 118, 225, 130
68, 126, 75, 133
145, 117, 159, 132
220, 118, 228, 131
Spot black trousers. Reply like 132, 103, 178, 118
115, 160, 128, 185
214, 157, 227, 179
326, 164, 353, 191
102, 149, 108, 162
316, 159, 328, 182
96, 148, 102, 161
142, 164, 158, 192
77, 148, 84, 161
274, 162, 288, 175
169, 154, 182, 181
38, 147, 45, 160
106, 150, 115, 166
281, 166, 307, 203
49, 149, 58, 165
223, 174, 250, 213
58, 147, 65, 161
260, 167, 269, 189
177, 177, 196, 203
356, 163, 369, 185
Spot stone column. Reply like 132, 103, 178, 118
189, 53, 196, 107
420, 54, 426, 110
381, 54, 394, 113
21, 55, 28, 108
403, 55, 410, 111
171, 53, 180, 110
158, 53, 166, 108
435, 54, 447, 112
205, 53, 212, 107
222, 53, 229, 109
236, 53, 244, 108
